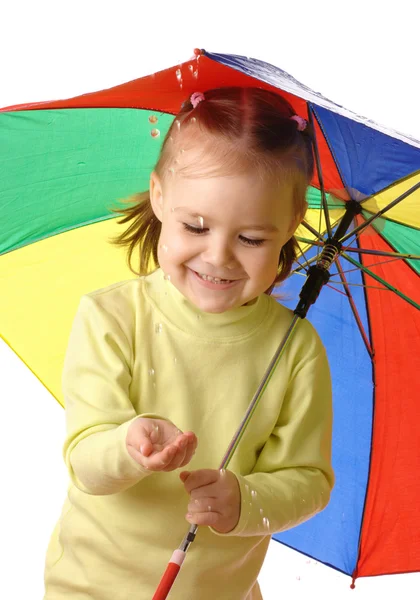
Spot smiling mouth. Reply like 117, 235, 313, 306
192, 270, 236, 284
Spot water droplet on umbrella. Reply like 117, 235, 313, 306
148, 368, 155, 376
174, 357, 178, 364
245, 484, 249, 493
196, 314, 201, 320
260, 508, 264, 515
151, 129, 160, 138
193, 70, 198, 79
149, 115, 158, 124
176, 68, 182, 82
262, 517, 270, 529
251, 490, 257, 499
296, 575, 301, 581
155, 323, 163, 334
164, 274, 171, 281
189, 65, 193, 72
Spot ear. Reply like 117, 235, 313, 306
149, 171, 164, 222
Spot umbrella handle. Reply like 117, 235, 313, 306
152, 550, 186, 600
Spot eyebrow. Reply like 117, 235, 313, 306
173, 207, 279, 232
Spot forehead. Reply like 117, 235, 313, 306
165, 171, 294, 227
160, 125, 296, 223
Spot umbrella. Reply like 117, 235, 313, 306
1, 49, 419, 591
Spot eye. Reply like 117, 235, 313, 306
182, 223, 208, 234
239, 235, 265, 247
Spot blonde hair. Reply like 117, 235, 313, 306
110, 87, 314, 293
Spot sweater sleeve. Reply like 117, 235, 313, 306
212, 339, 334, 538
62, 294, 163, 496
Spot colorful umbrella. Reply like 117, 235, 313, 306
1, 49, 419, 590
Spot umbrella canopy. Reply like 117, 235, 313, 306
1, 49, 419, 585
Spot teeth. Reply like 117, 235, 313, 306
198, 272, 231, 284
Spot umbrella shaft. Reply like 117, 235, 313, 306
219, 314, 301, 469
153, 314, 303, 598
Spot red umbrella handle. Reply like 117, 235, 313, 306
152, 550, 186, 600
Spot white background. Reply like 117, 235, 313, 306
1, 1, 420, 598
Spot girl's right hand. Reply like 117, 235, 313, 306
126, 417, 197, 472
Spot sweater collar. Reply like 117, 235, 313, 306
144, 269, 270, 340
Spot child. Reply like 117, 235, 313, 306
44, 87, 334, 599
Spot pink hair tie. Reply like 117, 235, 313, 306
290, 115, 307, 131
190, 92, 205, 108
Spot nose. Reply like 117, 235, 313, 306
201, 235, 236, 270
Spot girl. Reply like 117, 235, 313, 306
44, 87, 334, 599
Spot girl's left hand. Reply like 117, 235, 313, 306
180, 469, 241, 534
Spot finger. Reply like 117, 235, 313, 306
178, 437, 197, 469
162, 444, 188, 471
190, 482, 221, 500
174, 431, 196, 447
143, 444, 178, 471
138, 437, 153, 457
149, 423, 161, 444
136, 422, 163, 456
180, 469, 219, 494
187, 497, 218, 514
186, 507, 220, 527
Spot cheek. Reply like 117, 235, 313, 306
245, 247, 281, 285
247, 246, 279, 271
158, 227, 196, 264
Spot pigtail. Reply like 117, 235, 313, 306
109, 192, 161, 276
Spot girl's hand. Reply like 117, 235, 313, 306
180, 469, 241, 534
126, 418, 197, 472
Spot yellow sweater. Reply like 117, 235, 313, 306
44, 269, 334, 600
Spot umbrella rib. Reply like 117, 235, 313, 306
298, 213, 345, 249
361, 210, 420, 232
330, 257, 373, 356
294, 269, 397, 293
307, 104, 333, 240
291, 254, 319, 275
300, 220, 324, 241
342, 211, 420, 279
338, 246, 420, 260
342, 251, 420, 310
326, 279, 397, 293
293, 254, 310, 274
330, 256, 410, 276
324, 282, 349, 296
339, 180, 420, 244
